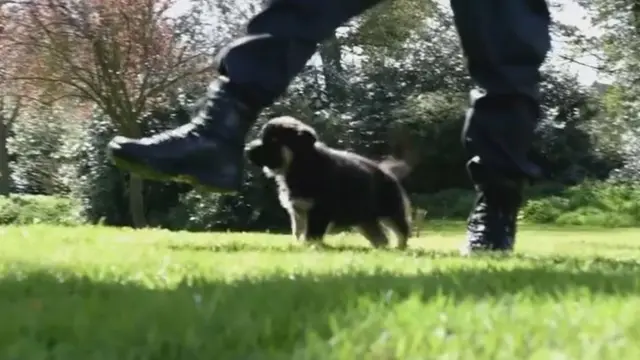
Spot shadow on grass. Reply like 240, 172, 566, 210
167, 242, 380, 254
167, 242, 469, 257
166, 243, 497, 261
564, 240, 640, 251
1, 258, 639, 358
166, 240, 640, 264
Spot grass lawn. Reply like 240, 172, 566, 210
1, 223, 640, 359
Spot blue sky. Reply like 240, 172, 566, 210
170, 0, 603, 85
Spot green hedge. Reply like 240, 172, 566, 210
3, 181, 640, 228
413, 181, 640, 227
0, 195, 83, 226
520, 181, 640, 227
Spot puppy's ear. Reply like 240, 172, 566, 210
245, 139, 263, 151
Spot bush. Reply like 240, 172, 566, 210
411, 183, 568, 220
519, 197, 570, 224
520, 181, 640, 226
413, 181, 640, 227
0, 195, 83, 226
8, 104, 82, 195
166, 167, 290, 233
411, 189, 475, 220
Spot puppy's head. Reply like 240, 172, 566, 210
245, 116, 318, 174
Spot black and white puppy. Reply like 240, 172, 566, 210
245, 116, 414, 249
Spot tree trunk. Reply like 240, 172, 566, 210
634, 0, 640, 36
318, 32, 346, 102
117, 115, 148, 228
128, 174, 147, 228
0, 120, 10, 196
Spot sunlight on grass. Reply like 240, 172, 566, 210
0, 224, 639, 359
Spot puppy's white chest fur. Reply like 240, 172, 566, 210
263, 167, 313, 213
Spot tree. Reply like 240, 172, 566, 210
8, 0, 214, 227
569, 0, 640, 180
8, 102, 86, 195
0, 2, 25, 195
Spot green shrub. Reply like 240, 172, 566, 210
0, 195, 83, 226
8, 104, 82, 195
414, 181, 640, 227
165, 169, 290, 233
411, 189, 475, 220
519, 197, 571, 224
519, 181, 640, 227
554, 207, 636, 227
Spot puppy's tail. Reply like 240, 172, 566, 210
379, 158, 413, 180
379, 126, 419, 180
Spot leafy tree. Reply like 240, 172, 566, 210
568, 0, 640, 180
0, 3, 25, 195
7, 0, 213, 227
8, 103, 84, 195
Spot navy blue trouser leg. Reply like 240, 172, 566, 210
450, 0, 551, 251
214, 0, 384, 108
451, 0, 551, 179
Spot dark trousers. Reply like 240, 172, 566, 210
216, 0, 551, 181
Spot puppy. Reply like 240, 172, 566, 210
245, 116, 414, 249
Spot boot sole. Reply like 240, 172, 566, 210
110, 155, 239, 194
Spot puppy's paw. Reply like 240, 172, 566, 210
304, 241, 331, 251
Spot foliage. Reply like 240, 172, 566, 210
347, 0, 434, 51
520, 181, 640, 227
5, 0, 216, 227
392, 91, 469, 193
7, 0, 213, 129
569, 1, 640, 181
608, 128, 640, 182
166, 169, 289, 232
8, 103, 83, 195
0, 2, 27, 195
0, 195, 82, 226
413, 181, 640, 228
533, 69, 619, 183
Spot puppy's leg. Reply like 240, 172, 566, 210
358, 221, 390, 248
380, 185, 412, 250
291, 198, 313, 242
288, 211, 298, 241
382, 216, 411, 250
291, 209, 308, 241
303, 209, 330, 247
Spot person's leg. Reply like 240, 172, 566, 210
107, 0, 384, 192
450, 0, 551, 254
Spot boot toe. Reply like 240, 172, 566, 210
109, 135, 135, 148
107, 136, 142, 161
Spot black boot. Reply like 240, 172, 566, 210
107, 77, 259, 193
461, 157, 524, 256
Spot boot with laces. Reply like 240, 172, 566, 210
107, 76, 259, 193
460, 157, 524, 256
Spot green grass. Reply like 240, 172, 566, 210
1, 224, 640, 359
